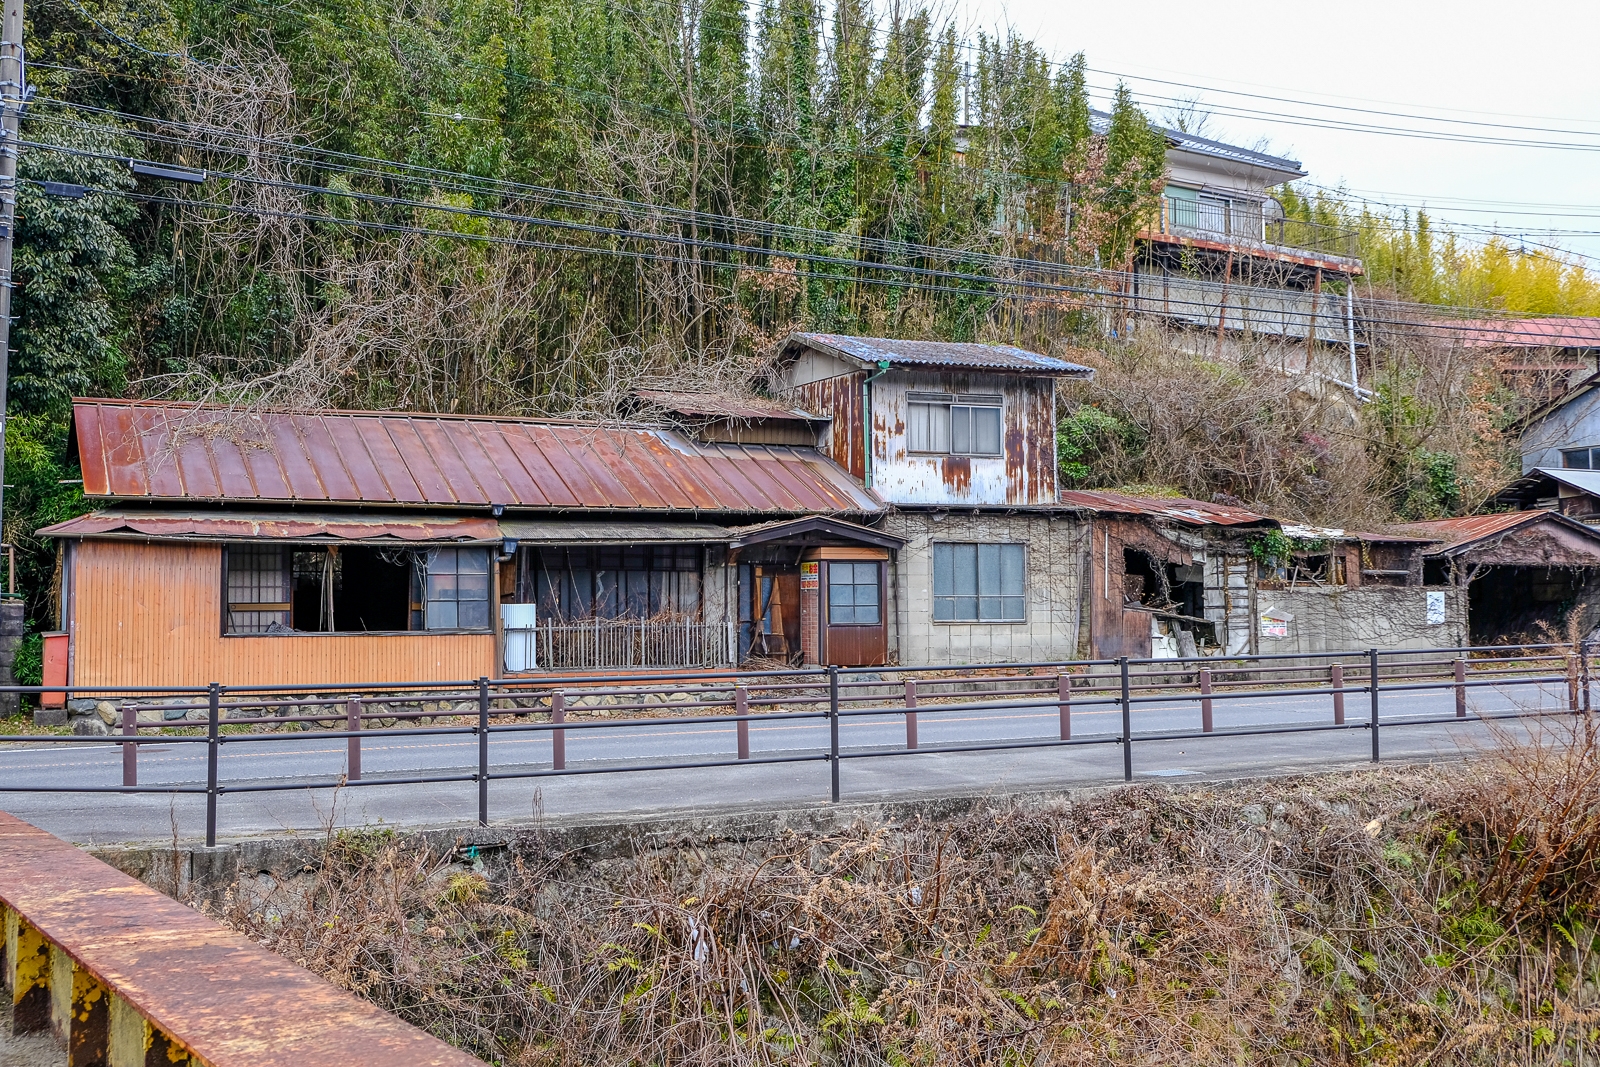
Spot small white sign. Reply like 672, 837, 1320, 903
1260, 611, 1291, 639
1426, 591, 1446, 626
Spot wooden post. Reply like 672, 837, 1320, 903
1199, 668, 1213, 733
1331, 663, 1345, 725
904, 679, 918, 749
735, 685, 750, 760
551, 691, 566, 771
1057, 674, 1071, 740
1454, 659, 1467, 718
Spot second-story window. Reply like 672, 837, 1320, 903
907, 392, 1002, 456
1562, 447, 1599, 470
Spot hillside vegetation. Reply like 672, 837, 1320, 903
215, 724, 1600, 1065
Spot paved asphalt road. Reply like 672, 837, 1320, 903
0, 674, 1577, 845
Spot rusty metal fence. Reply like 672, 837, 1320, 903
0, 643, 1590, 847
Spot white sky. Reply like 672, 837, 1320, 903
952, 0, 1600, 264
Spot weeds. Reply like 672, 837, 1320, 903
214, 725, 1600, 1064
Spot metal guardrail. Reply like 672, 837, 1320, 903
0, 644, 1590, 847
0, 811, 486, 1066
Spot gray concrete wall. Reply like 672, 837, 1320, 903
1254, 585, 1466, 657
879, 511, 1087, 666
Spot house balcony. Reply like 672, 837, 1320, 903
1144, 197, 1363, 274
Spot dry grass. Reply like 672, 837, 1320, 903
208, 725, 1600, 1065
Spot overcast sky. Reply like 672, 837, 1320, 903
952, 0, 1600, 264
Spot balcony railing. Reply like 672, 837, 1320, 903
1151, 197, 1359, 261
533, 617, 732, 671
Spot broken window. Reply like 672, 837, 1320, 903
933, 543, 1026, 621
224, 544, 491, 634
528, 545, 702, 622
907, 393, 1002, 455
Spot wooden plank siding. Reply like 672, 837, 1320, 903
788, 372, 867, 479
70, 540, 494, 689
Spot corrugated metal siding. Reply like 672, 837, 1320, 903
868, 372, 1057, 506
788, 373, 867, 479
71, 540, 494, 689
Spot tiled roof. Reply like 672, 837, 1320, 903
68, 400, 881, 515
782, 333, 1095, 376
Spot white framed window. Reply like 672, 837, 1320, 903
933, 543, 1026, 621
907, 392, 1002, 456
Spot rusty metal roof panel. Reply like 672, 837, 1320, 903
1450, 316, 1600, 349
1059, 489, 1273, 526
635, 389, 824, 423
784, 333, 1095, 377
69, 400, 880, 514
1389, 511, 1548, 544
39, 509, 503, 542
0, 812, 487, 1067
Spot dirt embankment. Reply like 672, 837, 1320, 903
198, 723, 1600, 1065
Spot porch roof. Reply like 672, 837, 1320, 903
38, 508, 501, 543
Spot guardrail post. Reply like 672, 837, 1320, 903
205, 683, 220, 848
551, 690, 566, 771
735, 685, 750, 759
904, 678, 918, 749
477, 678, 489, 826
1119, 657, 1132, 782
828, 667, 841, 803
1331, 663, 1345, 725
1057, 674, 1070, 740
1368, 649, 1380, 763
1454, 659, 1467, 719
346, 696, 362, 781
121, 703, 137, 789
1583, 641, 1593, 715
1199, 667, 1213, 733
1569, 650, 1581, 712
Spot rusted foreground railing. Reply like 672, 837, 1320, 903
0, 811, 485, 1066
0, 643, 1591, 847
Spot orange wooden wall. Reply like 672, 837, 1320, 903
70, 540, 495, 688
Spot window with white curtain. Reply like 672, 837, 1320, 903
907, 392, 1002, 455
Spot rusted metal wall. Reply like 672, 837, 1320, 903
69, 539, 494, 688
869, 371, 1057, 506
1086, 517, 1196, 660
788, 372, 867, 480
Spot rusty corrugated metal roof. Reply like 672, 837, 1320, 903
69, 400, 880, 514
783, 333, 1095, 377
1449, 317, 1600, 349
1058, 489, 1274, 526
634, 390, 824, 423
38, 510, 502, 541
1389, 511, 1554, 546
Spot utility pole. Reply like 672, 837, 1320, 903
0, 0, 22, 550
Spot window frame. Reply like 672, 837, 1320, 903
826, 560, 882, 627
931, 542, 1027, 623
905, 391, 1004, 457
221, 542, 496, 637
1561, 447, 1597, 470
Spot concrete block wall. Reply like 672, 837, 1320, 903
0, 599, 22, 719
1254, 585, 1466, 658
880, 511, 1086, 666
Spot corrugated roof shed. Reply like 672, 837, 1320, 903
68, 400, 881, 515
1389, 510, 1600, 554
1058, 490, 1273, 527
781, 333, 1096, 377
1450, 317, 1600, 350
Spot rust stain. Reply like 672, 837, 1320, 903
0, 811, 488, 1067
941, 455, 972, 494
